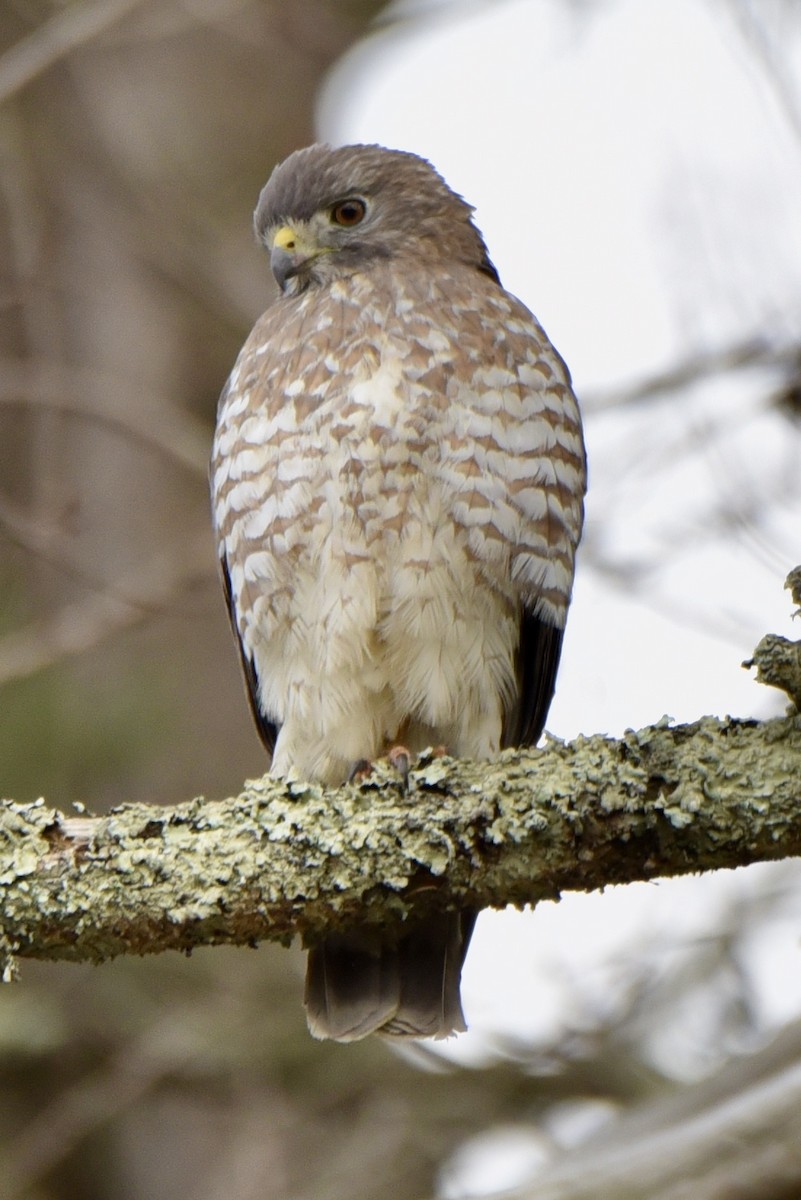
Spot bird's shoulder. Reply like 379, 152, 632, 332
212, 261, 584, 487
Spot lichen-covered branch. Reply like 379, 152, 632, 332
1, 711, 800, 973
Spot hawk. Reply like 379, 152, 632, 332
211, 143, 586, 1041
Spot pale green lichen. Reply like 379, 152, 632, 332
0, 714, 800, 969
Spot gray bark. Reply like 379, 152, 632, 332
1, 707, 800, 979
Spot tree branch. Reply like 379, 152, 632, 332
1, 711, 800, 978
482, 1020, 801, 1200
0, 0, 147, 103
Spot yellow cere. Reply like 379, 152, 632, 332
272, 225, 298, 251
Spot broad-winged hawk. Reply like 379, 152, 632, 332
211, 143, 586, 1041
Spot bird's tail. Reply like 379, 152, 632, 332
304, 911, 477, 1042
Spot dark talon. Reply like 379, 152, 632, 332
387, 744, 411, 790
348, 758, 373, 783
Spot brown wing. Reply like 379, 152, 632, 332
502, 610, 564, 749
219, 554, 278, 756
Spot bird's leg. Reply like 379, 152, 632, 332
348, 742, 448, 790
386, 744, 411, 789
347, 746, 412, 788
347, 759, 373, 783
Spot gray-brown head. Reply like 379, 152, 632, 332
254, 143, 499, 296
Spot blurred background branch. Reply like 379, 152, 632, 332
0, 0, 146, 102
486, 1020, 801, 1200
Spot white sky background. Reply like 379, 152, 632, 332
318, 1, 801, 1186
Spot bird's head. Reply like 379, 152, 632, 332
254, 143, 499, 296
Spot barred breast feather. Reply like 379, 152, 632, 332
211, 258, 584, 786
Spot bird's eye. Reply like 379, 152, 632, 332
331, 198, 367, 227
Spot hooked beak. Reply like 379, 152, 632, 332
270, 224, 320, 291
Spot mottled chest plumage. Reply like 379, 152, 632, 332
212, 258, 584, 786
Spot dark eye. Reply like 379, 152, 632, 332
331, 198, 367, 227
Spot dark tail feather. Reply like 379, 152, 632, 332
304, 911, 477, 1042
304, 929, 399, 1042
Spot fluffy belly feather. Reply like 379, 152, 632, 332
247, 474, 519, 785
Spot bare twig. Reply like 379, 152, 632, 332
0, 359, 210, 475
581, 336, 795, 414
484, 1020, 801, 1200
0, 0, 147, 103
0, 529, 212, 686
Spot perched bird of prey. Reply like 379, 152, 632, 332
211, 143, 586, 1042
